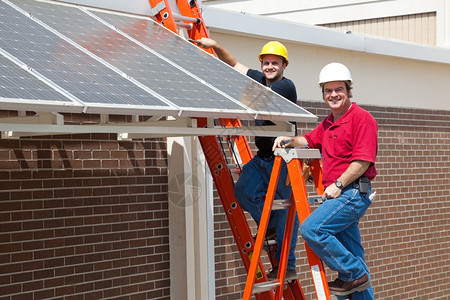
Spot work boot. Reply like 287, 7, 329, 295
328, 273, 371, 296
267, 267, 297, 281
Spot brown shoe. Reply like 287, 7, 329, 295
328, 274, 371, 296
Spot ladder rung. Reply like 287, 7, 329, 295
173, 13, 201, 24
175, 21, 193, 29
272, 199, 292, 210
330, 295, 351, 300
263, 239, 276, 246
252, 280, 280, 294
227, 163, 240, 168
272, 196, 324, 209
226, 163, 244, 174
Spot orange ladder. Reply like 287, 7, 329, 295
149, 1, 309, 298
243, 147, 331, 300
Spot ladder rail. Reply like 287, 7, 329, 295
287, 156, 331, 300
198, 133, 275, 300
274, 195, 297, 299
242, 156, 283, 300
148, 0, 179, 34
176, 0, 216, 55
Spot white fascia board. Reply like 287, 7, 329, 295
202, 6, 450, 65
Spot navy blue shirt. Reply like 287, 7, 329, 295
246, 69, 297, 157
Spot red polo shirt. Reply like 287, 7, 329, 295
304, 102, 378, 187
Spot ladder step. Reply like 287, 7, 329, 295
272, 199, 292, 210
226, 163, 244, 174
252, 280, 280, 294
263, 239, 276, 246
227, 163, 244, 168
262, 239, 276, 252
330, 295, 351, 300
272, 196, 323, 209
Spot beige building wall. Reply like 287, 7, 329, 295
320, 12, 437, 46
209, 31, 450, 112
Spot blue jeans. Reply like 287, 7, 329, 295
234, 155, 299, 270
300, 183, 374, 300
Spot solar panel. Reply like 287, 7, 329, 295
1, 0, 316, 123
88, 9, 316, 121
0, 0, 178, 116
7, 0, 254, 119
0, 52, 84, 111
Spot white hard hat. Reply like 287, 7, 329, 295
318, 62, 352, 87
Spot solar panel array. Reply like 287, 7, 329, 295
0, 0, 316, 122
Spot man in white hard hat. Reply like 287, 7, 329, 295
194, 38, 300, 281
273, 62, 377, 299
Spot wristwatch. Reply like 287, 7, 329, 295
334, 180, 344, 190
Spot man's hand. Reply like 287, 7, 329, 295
192, 37, 216, 49
272, 136, 308, 151
272, 136, 292, 151
322, 183, 342, 200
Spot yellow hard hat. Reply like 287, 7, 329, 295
258, 41, 289, 65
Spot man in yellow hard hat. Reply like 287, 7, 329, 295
194, 38, 299, 281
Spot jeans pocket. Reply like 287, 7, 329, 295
353, 194, 371, 220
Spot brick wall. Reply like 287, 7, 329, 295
0, 121, 170, 299
1, 102, 449, 300
214, 101, 450, 300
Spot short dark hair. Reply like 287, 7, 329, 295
321, 81, 353, 93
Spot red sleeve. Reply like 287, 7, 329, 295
351, 111, 378, 163
304, 122, 324, 152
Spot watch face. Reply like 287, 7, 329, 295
335, 180, 343, 188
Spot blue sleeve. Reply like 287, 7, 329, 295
246, 69, 265, 84
270, 78, 297, 104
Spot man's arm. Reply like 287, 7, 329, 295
323, 160, 371, 199
193, 38, 249, 74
